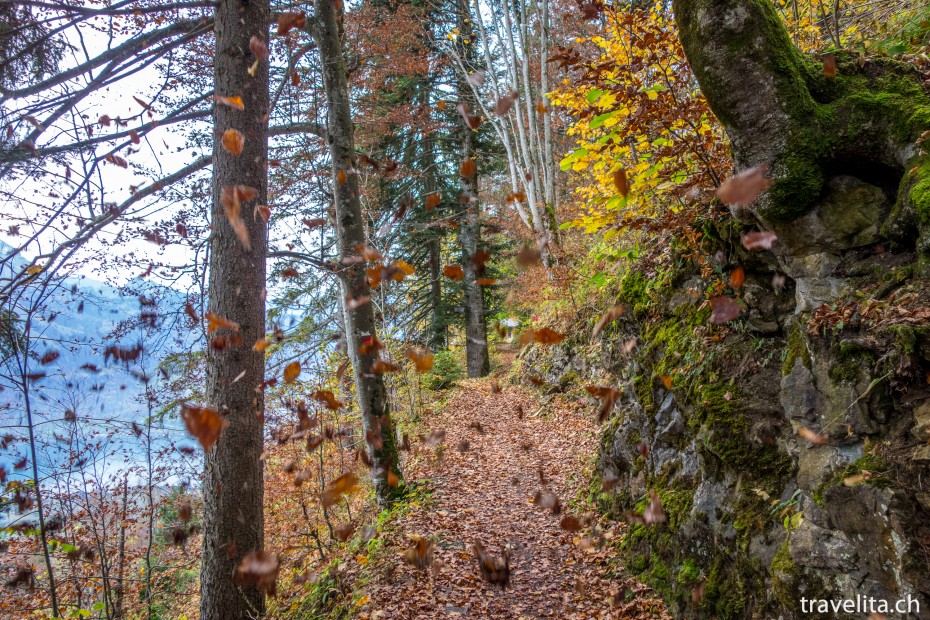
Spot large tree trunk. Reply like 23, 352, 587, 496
673, 0, 930, 252
200, 0, 269, 617
456, 0, 490, 378
310, 0, 402, 506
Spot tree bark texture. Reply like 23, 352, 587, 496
310, 0, 402, 506
200, 0, 269, 617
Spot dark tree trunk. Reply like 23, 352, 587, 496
673, 0, 930, 252
456, 0, 490, 378
200, 0, 269, 617
310, 0, 402, 506
428, 238, 445, 350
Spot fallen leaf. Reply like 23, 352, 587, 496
221, 129, 244, 156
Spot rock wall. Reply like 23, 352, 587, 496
521, 203, 930, 618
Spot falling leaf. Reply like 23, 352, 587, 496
221, 129, 244, 156
709, 296, 740, 324
456, 103, 481, 130
798, 426, 828, 445
249, 36, 269, 60
535, 101, 547, 114
205, 311, 240, 333
334, 522, 356, 541
592, 305, 624, 337
473, 542, 510, 587
443, 264, 465, 281
220, 185, 258, 249
476, 278, 496, 286
283, 361, 301, 383
302, 217, 326, 230
425, 193, 441, 210
359, 335, 384, 355
277, 11, 306, 36
741, 230, 778, 250
215, 95, 244, 110
371, 359, 400, 374
180, 404, 227, 451
406, 348, 434, 373
822, 53, 837, 78
403, 537, 435, 570
533, 489, 561, 514
660, 375, 673, 389
533, 327, 564, 345
560, 515, 583, 532
459, 158, 477, 179
730, 266, 746, 289
253, 338, 270, 352
494, 91, 519, 116
716, 165, 771, 206
255, 205, 271, 223
321, 472, 360, 509
312, 390, 344, 410
234, 551, 280, 595
467, 71, 485, 87
132, 96, 153, 111
643, 490, 666, 524
517, 245, 541, 267
424, 429, 446, 447
613, 168, 630, 197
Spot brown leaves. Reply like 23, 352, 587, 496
220, 185, 258, 249
425, 192, 441, 210
443, 264, 465, 281
613, 168, 630, 198
276, 11, 306, 36
403, 537, 435, 570
626, 490, 666, 525
234, 551, 280, 595
302, 217, 326, 231
215, 94, 244, 110
321, 472, 360, 509
586, 386, 621, 422
822, 53, 837, 78
709, 296, 741, 324
729, 265, 746, 289
424, 429, 446, 447
205, 311, 239, 333
559, 515, 583, 532
494, 91, 520, 116
359, 335, 384, 356
249, 36, 269, 61
221, 129, 244, 156
371, 359, 400, 374
312, 390, 344, 411
517, 245, 542, 267
533, 489, 561, 514
459, 158, 477, 179
180, 404, 227, 451
283, 361, 301, 383
473, 542, 510, 587
406, 348, 434, 373
716, 165, 771, 206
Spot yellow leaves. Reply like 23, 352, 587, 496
221, 129, 244, 156
406, 348, 434, 373
26, 265, 42, 275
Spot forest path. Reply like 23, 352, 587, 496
360, 364, 670, 620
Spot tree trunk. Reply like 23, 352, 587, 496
673, 0, 930, 251
428, 238, 445, 350
310, 0, 402, 506
200, 0, 269, 617
456, 0, 490, 378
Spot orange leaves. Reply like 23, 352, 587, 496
532, 327, 564, 345
403, 537, 434, 570
221, 129, 244, 156
505, 191, 527, 204
729, 265, 746, 289
276, 11, 306, 36
220, 185, 258, 249
443, 264, 464, 281
253, 338, 271, 352
716, 165, 771, 206
283, 361, 301, 383
459, 158, 477, 179
215, 94, 244, 110
180, 404, 227, 451
321, 472, 360, 509
234, 551, 280, 595
359, 335, 384, 355
371, 359, 400, 374
425, 193, 441, 211
406, 348, 434, 373
205, 311, 240, 334
612, 167, 630, 198
456, 103, 481, 130
336, 169, 348, 185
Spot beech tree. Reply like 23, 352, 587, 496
199, 0, 269, 617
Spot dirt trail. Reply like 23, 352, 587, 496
362, 372, 670, 619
